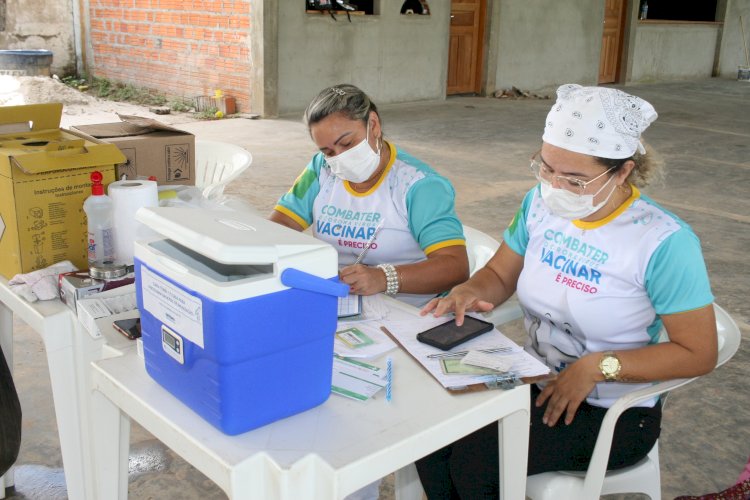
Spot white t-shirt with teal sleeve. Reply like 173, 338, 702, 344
273, 153, 324, 229
503, 185, 713, 408
274, 142, 465, 306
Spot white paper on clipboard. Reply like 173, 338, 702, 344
381, 316, 549, 390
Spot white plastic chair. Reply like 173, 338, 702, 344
463, 225, 523, 326
525, 303, 742, 500
194, 139, 252, 199
464, 225, 500, 277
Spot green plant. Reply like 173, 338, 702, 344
111, 83, 136, 101
92, 77, 112, 97
195, 107, 220, 120
59, 75, 217, 120
168, 98, 194, 112
60, 75, 87, 88
149, 94, 168, 106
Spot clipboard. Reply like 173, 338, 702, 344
380, 326, 552, 393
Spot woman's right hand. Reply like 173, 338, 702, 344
420, 284, 495, 326
421, 243, 525, 325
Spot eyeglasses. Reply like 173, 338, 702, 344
529, 151, 616, 196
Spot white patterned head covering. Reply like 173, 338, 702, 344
542, 84, 658, 159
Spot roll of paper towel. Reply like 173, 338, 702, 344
108, 180, 158, 264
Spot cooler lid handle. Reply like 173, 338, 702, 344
280, 268, 349, 297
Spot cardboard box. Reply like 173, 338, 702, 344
0, 103, 125, 278
58, 270, 135, 313
73, 115, 195, 185
58, 271, 106, 312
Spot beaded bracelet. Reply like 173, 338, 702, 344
377, 263, 400, 296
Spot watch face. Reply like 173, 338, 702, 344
602, 357, 619, 372
601, 355, 621, 379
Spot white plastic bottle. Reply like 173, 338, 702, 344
83, 171, 115, 265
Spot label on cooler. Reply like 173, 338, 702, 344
141, 266, 204, 348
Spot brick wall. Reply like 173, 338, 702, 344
88, 0, 252, 112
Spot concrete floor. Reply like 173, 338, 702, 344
5, 78, 750, 499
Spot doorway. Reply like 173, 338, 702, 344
599, 0, 627, 83
447, 0, 486, 95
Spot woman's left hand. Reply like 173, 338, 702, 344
536, 355, 599, 427
339, 264, 386, 296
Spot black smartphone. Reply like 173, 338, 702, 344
112, 317, 141, 340
416, 316, 494, 351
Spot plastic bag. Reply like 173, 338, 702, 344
158, 185, 260, 216
0, 345, 22, 477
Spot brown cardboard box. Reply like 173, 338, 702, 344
72, 115, 195, 185
0, 103, 125, 278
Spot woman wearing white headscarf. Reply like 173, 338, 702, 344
415, 84, 718, 498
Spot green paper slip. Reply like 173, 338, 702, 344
335, 327, 374, 349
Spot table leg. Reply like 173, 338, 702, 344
0, 302, 15, 497
40, 312, 89, 500
71, 320, 109, 500
394, 463, 425, 500
497, 385, 530, 500
91, 389, 130, 500
0, 475, 9, 500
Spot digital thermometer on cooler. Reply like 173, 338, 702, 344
161, 325, 184, 364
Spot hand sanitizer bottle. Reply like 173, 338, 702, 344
83, 171, 115, 265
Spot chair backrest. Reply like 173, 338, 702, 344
461, 226, 526, 325
463, 225, 500, 276
194, 140, 253, 199
714, 304, 741, 368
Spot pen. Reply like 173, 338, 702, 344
385, 356, 393, 402
352, 219, 385, 266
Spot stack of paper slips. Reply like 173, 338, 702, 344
460, 350, 514, 372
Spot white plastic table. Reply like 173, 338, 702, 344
0, 278, 137, 500
89, 298, 531, 499
0, 278, 85, 499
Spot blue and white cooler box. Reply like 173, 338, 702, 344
134, 207, 348, 435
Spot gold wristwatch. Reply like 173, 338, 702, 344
598, 351, 621, 382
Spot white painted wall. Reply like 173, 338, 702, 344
0, 0, 76, 75
630, 23, 721, 82
277, 2, 450, 114
490, 0, 604, 93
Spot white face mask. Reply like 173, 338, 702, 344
540, 174, 618, 220
325, 122, 381, 183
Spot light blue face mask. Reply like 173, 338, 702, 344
325, 122, 382, 183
